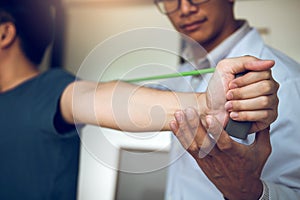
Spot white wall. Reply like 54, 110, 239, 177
62, 2, 177, 200
63, 2, 176, 74
61, 1, 300, 200
235, 0, 300, 62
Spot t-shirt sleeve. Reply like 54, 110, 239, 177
34, 69, 80, 137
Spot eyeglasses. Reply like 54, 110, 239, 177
154, 0, 209, 15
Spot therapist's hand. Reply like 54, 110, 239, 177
169, 108, 271, 200
202, 56, 279, 133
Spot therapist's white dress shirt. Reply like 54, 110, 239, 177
163, 21, 300, 200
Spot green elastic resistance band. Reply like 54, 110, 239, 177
123, 68, 215, 83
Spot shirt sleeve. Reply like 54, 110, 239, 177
264, 181, 300, 200
259, 181, 269, 200
35, 69, 78, 136
261, 78, 300, 200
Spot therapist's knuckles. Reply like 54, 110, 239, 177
184, 107, 200, 129
188, 143, 202, 157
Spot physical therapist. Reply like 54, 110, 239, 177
154, 0, 300, 199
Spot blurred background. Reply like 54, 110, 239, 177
42, 0, 300, 199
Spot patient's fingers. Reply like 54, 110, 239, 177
227, 79, 279, 100
225, 94, 278, 112
228, 70, 271, 89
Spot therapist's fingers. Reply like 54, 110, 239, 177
253, 127, 272, 159
172, 110, 197, 150
182, 108, 206, 154
170, 108, 217, 158
182, 108, 217, 157
184, 108, 201, 130
169, 119, 196, 151
205, 115, 239, 155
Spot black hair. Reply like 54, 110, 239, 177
0, 0, 54, 65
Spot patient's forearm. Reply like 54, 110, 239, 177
65, 80, 205, 132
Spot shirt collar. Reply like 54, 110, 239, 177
182, 20, 252, 68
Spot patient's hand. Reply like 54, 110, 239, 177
202, 56, 279, 133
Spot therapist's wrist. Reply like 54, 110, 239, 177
224, 181, 268, 200
222, 179, 263, 200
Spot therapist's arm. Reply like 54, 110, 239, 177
169, 59, 280, 199
170, 109, 271, 200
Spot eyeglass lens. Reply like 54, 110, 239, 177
156, 0, 209, 14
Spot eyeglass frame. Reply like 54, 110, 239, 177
154, 0, 210, 15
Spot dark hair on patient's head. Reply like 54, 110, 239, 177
0, 0, 54, 65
